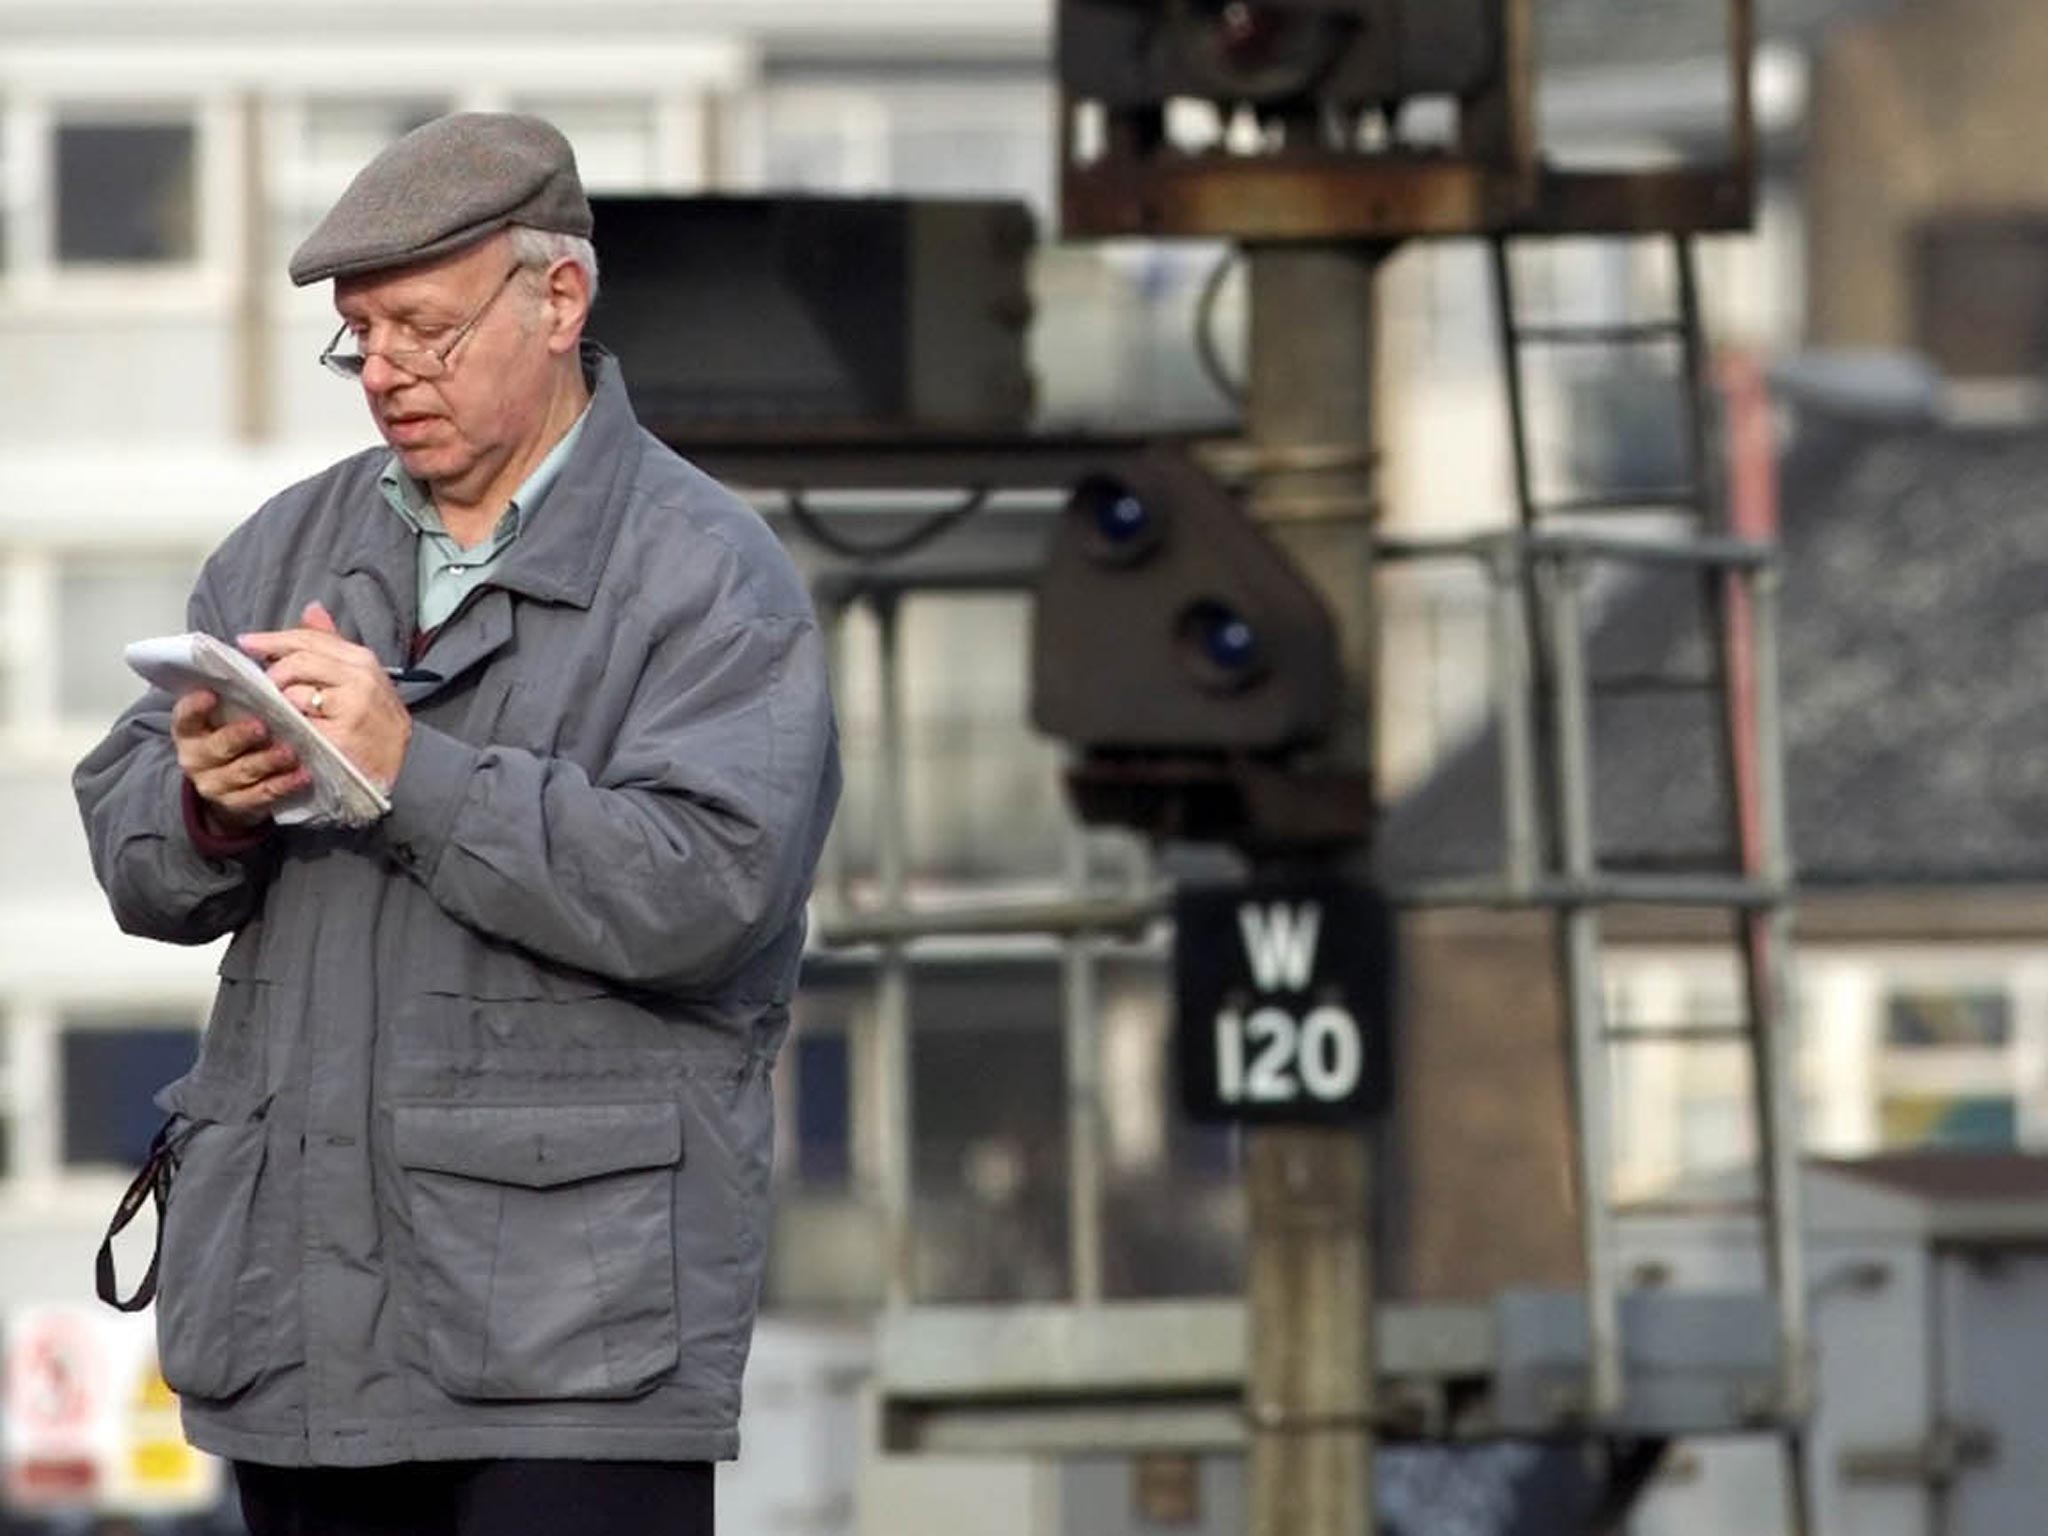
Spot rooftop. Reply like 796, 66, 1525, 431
1381, 404, 2048, 888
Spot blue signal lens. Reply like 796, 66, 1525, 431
1098, 489, 1148, 545
1180, 598, 1265, 690
1070, 474, 1160, 563
1199, 604, 1259, 672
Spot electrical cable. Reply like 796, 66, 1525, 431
782, 487, 991, 564
1195, 246, 1247, 409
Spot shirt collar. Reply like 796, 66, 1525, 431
378, 403, 592, 543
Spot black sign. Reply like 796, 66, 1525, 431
1175, 878, 1393, 1124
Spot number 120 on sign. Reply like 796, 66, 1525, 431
1214, 1002, 1366, 1105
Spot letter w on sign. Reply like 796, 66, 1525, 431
1237, 903, 1321, 992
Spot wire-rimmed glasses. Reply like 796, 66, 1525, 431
318, 263, 526, 381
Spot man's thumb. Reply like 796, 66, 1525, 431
303, 600, 339, 633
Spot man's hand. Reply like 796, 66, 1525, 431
173, 691, 309, 830
239, 602, 413, 791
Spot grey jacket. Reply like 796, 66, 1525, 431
73, 352, 840, 1467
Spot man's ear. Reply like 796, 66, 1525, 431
544, 257, 591, 356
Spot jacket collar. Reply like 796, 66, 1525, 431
484, 342, 641, 612
335, 496, 417, 668
337, 341, 641, 628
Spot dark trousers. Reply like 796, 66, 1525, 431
234, 1459, 714, 1536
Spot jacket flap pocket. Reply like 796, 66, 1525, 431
392, 1103, 682, 1189
154, 1073, 271, 1126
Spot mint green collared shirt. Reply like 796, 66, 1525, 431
378, 408, 590, 630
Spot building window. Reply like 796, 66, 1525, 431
785, 951, 1241, 1303
759, 75, 1054, 215
832, 591, 1076, 890
509, 97, 659, 193
55, 121, 197, 265
1884, 989, 2012, 1049
1879, 1094, 2017, 1151
1678, 1088, 1752, 1173
59, 1017, 199, 1169
791, 1029, 852, 1190
892, 112, 1050, 207
54, 552, 198, 725
1912, 213, 2048, 381
1876, 983, 2021, 1152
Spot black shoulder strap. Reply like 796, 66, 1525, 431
95, 1118, 198, 1313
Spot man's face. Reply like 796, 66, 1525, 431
332, 235, 557, 506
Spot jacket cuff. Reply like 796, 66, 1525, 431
380, 722, 479, 883
181, 778, 272, 860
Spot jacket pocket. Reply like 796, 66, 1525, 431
391, 1102, 683, 1401
154, 1076, 276, 1401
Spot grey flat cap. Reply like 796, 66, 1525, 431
289, 112, 591, 286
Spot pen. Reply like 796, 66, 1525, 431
385, 666, 442, 684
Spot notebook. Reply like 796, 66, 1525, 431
125, 632, 391, 828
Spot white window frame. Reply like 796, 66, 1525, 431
0, 540, 214, 767
0, 90, 240, 319
1604, 952, 1758, 1200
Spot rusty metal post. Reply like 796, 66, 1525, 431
1244, 243, 1385, 1536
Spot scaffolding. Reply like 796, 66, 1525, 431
685, 372, 1807, 1525
666, 2, 1811, 1526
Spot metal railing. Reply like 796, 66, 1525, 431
783, 414, 1806, 1504
810, 565, 1160, 1309
807, 520, 1806, 1432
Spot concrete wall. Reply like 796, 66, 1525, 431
0, 316, 235, 444
1807, 0, 2048, 350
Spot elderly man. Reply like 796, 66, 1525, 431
73, 114, 839, 1536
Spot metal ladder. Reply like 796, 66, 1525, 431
1489, 230, 1812, 1528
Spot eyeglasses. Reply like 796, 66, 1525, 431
318, 264, 526, 381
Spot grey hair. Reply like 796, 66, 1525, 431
507, 225, 600, 303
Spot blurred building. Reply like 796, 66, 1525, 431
1385, 387, 2048, 1225
1807, 0, 2048, 394
0, 0, 1079, 1305
1622, 1152, 2048, 1535
8, 0, 2048, 1530
0, 0, 1985, 1298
